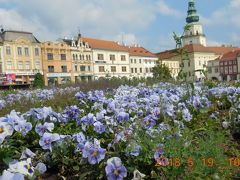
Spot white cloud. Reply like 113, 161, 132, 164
156, 0, 184, 18
0, 0, 182, 45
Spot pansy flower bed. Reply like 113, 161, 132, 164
0, 82, 240, 179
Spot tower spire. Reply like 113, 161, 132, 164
186, 0, 199, 24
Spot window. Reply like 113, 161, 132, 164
188, 61, 190, 67
75, 65, 78, 72
82, 55, 84, 60
215, 67, 219, 73
98, 54, 104, 60
224, 66, 228, 74
135, 68, 137, 73
110, 55, 115, 61
122, 66, 127, 72
208, 67, 212, 73
121, 55, 126, 61
229, 66, 233, 73
233, 65, 237, 73
111, 66, 116, 72
140, 68, 142, 73
25, 47, 29, 56
139, 59, 141, 63
80, 66, 86, 72
229, 61, 232, 65
18, 61, 23, 70
220, 67, 224, 74
189, 72, 191, 76
61, 54, 66, 60
99, 66, 105, 72
6, 46, 11, 55
35, 48, 39, 56
88, 66, 91, 71
73, 54, 75, 60
35, 61, 40, 70
17, 47, 22, 55
224, 62, 228, 65
61, 66, 67, 72
131, 68, 134, 73
134, 59, 136, 63
48, 66, 54, 72
25, 61, 30, 70
47, 53, 53, 60
146, 68, 149, 73
130, 59, 133, 63
6, 61, 12, 70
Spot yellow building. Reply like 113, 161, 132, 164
0, 30, 42, 84
41, 41, 73, 86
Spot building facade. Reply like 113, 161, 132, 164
41, 41, 73, 86
219, 50, 240, 81
128, 46, 158, 78
182, 0, 206, 47
0, 30, 42, 85
62, 34, 93, 83
156, 0, 238, 81
80, 37, 130, 79
156, 50, 180, 78
207, 59, 220, 80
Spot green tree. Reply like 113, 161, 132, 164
33, 73, 44, 88
152, 59, 172, 80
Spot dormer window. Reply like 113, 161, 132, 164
85, 43, 89, 48
72, 41, 75, 47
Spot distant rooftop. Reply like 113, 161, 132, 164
0, 30, 40, 43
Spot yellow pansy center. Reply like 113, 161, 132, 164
92, 151, 98, 157
0, 127, 4, 134
45, 140, 50, 144
145, 121, 149, 125
114, 169, 119, 176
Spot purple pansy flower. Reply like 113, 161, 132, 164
35, 122, 54, 136
116, 112, 129, 123
82, 140, 106, 165
39, 133, 60, 151
93, 121, 106, 134
0, 122, 14, 144
105, 157, 127, 180
14, 121, 32, 136
141, 115, 156, 129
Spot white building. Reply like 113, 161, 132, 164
207, 59, 220, 80
182, 0, 206, 47
157, 0, 238, 81
81, 37, 130, 79
127, 46, 158, 78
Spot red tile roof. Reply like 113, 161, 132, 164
82, 37, 128, 52
219, 49, 240, 61
156, 44, 238, 60
123, 46, 157, 58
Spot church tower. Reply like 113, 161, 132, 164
182, 0, 206, 46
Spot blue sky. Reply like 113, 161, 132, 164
0, 0, 239, 52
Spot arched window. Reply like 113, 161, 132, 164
86, 55, 89, 60
76, 54, 78, 60
89, 55, 91, 60
82, 55, 84, 60
73, 54, 75, 60
79, 54, 82, 60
